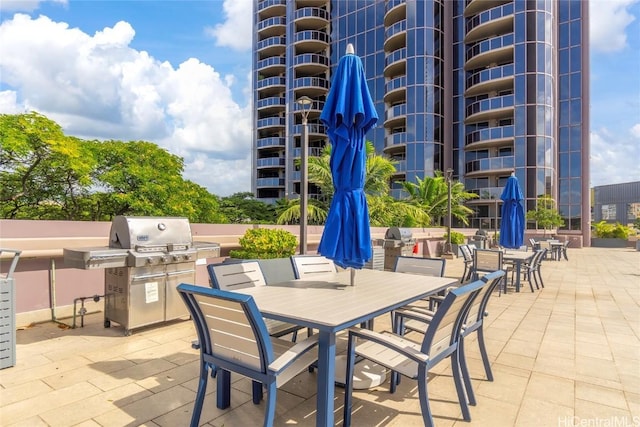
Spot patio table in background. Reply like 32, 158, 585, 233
230, 268, 457, 427
503, 250, 535, 292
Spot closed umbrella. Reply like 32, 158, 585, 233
318, 44, 378, 283
499, 173, 525, 249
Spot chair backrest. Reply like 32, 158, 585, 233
529, 238, 537, 248
532, 248, 547, 267
467, 270, 505, 326
394, 256, 446, 277
291, 255, 337, 279
538, 240, 551, 250
178, 284, 272, 375
419, 279, 486, 359
459, 245, 473, 262
207, 261, 267, 291
473, 249, 503, 275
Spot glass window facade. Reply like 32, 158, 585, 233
252, 0, 589, 241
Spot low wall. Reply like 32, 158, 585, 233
0, 219, 476, 327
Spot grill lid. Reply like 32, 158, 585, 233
385, 227, 413, 241
109, 216, 193, 250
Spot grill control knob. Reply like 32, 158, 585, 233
173, 255, 180, 262
146, 257, 154, 264
160, 256, 168, 263
184, 254, 192, 261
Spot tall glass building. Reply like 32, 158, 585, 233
252, 0, 590, 244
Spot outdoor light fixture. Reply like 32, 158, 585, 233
445, 168, 454, 257
296, 95, 313, 254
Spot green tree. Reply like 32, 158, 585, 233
0, 112, 95, 219
526, 195, 564, 236
400, 173, 478, 226
220, 192, 276, 224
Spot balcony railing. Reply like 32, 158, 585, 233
466, 94, 514, 118
257, 157, 285, 168
385, 132, 408, 147
256, 177, 285, 187
257, 137, 286, 149
292, 123, 327, 135
257, 117, 286, 129
466, 125, 514, 146
294, 7, 329, 21
466, 64, 514, 91
257, 57, 286, 71
465, 155, 514, 174
465, 33, 514, 62
257, 16, 286, 32
385, 48, 407, 68
293, 30, 329, 44
257, 36, 286, 52
470, 186, 504, 200
256, 76, 286, 90
466, 2, 514, 34
257, 97, 285, 110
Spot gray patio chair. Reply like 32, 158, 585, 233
522, 248, 547, 289
342, 279, 487, 427
207, 262, 305, 340
472, 248, 506, 294
290, 255, 337, 278
177, 284, 318, 427
561, 240, 570, 260
538, 240, 554, 260
459, 244, 474, 283
392, 256, 448, 319
394, 270, 505, 406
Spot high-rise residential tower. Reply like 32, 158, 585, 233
252, 0, 590, 244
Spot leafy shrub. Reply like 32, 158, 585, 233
592, 221, 631, 239
229, 228, 298, 259
444, 231, 466, 245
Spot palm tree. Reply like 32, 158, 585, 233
277, 141, 424, 225
400, 173, 478, 226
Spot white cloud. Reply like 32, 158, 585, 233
205, 0, 252, 51
590, 127, 640, 186
590, 0, 638, 53
0, 14, 251, 196
631, 123, 640, 138
0, 0, 66, 12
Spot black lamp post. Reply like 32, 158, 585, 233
296, 96, 312, 255
444, 168, 454, 257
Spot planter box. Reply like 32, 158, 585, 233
591, 238, 628, 248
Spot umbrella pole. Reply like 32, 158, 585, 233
350, 268, 355, 286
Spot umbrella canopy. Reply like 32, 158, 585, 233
499, 174, 525, 249
317, 44, 378, 270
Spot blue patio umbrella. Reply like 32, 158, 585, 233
317, 44, 378, 276
499, 173, 525, 249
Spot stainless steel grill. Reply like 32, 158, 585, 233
383, 227, 416, 270
64, 216, 219, 335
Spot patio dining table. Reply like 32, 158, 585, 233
503, 250, 535, 292
227, 268, 457, 427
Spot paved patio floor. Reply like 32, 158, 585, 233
1, 247, 638, 426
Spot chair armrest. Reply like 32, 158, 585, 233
269, 334, 319, 373
348, 327, 429, 364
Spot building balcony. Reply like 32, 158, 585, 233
293, 77, 329, 97
393, 159, 407, 174
257, 16, 286, 38
292, 99, 324, 118
464, 0, 511, 18
465, 63, 514, 97
465, 3, 514, 43
257, 0, 286, 19
257, 137, 286, 149
256, 76, 285, 97
466, 186, 504, 204
257, 56, 286, 76
257, 157, 286, 168
384, 48, 406, 78
293, 30, 329, 53
465, 155, 514, 176
465, 125, 514, 149
465, 33, 514, 64
384, 132, 408, 153
257, 36, 286, 57
292, 123, 327, 136
384, 19, 406, 52
295, 0, 328, 7
256, 96, 286, 113
257, 116, 285, 130
465, 94, 514, 124
384, 75, 406, 104
293, 53, 329, 75
256, 177, 285, 188
384, 103, 407, 128
384, 0, 406, 27
291, 146, 324, 158
294, 7, 329, 30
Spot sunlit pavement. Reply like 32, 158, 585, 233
1, 247, 638, 426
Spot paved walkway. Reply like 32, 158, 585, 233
1, 247, 638, 426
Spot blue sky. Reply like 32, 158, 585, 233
1, 0, 639, 197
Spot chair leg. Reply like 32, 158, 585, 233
537, 269, 545, 288
477, 327, 494, 381
252, 380, 263, 404
263, 382, 277, 427
451, 350, 472, 422
457, 338, 476, 406
416, 366, 435, 427
527, 270, 535, 293
343, 337, 357, 427
191, 359, 210, 427
216, 369, 231, 409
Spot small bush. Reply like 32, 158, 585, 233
229, 228, 298, 259
444, 231, 466, 245
592, 221, 631, 239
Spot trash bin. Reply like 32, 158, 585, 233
0, 249, 21, 369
